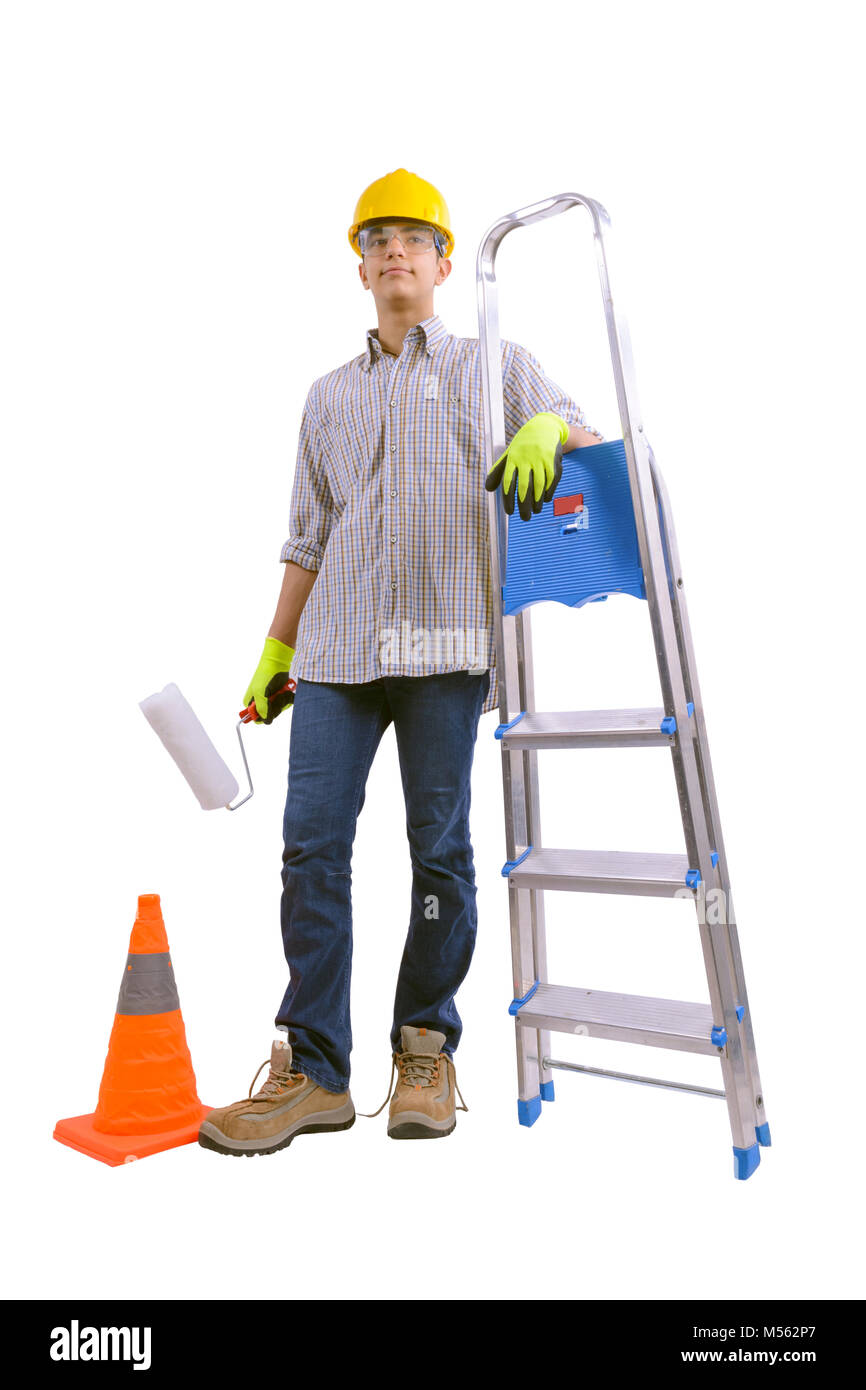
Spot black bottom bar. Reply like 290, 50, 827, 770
10, 1297, 859, 1371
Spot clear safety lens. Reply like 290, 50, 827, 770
359, 222, 440, 256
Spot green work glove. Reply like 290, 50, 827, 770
243, 636, 296, 725
484, 411, 568, 521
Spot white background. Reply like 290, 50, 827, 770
2, 0, 863, 1302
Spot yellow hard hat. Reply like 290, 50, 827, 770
349, 168, 454, 258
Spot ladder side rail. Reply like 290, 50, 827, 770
503, 617, 537, 1009
648, 448, 730, 882
649, 447, 767, 1129
589, 206, 760, 1147
503, 631, 544, 1106
500, 617, 530, 860
520, 612, 555, 1101
477, 212, 552, 1112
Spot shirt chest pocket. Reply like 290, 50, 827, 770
441, 387, 486, 467
317, 413, 374, 511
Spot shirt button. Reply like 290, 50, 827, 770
451, 394, 459, 403
390, 445, 397, 453
390, 535, 396, 543
390, 489, 397, 497
390, 400, 396, 407
390, 582, 397, 590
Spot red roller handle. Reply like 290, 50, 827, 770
239, 677, 297, 724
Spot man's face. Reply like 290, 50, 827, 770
358, 219, 451, 303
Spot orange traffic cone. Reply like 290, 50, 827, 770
54, 894, 212, 1165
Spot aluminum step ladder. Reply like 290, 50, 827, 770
476, 192, 771, 1180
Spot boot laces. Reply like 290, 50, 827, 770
357, 1050, 469, 1118
247, 1058, 302, 1101
398, 1050, 440, 1088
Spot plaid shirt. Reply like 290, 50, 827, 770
280, 313, 601, 717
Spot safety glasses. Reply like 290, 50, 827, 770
359, 222, 446, 256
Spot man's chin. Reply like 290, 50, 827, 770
378, 280, 417, 297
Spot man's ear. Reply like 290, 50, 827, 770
436, 257, 452, 285
359, 260, 370, 291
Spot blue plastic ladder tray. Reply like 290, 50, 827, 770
502, 438, 646, 615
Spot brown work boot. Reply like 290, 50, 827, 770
198, 1039, 355, 1157
358, 1025, 468, 1139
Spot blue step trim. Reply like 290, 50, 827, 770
736, 1005, 745, 1022
756, 1122, 772, 1147
687, 857, 718, 883
509, 979, 540, 1016
711, 1025, 727, 1048
733, 1143, 761, 1180
502, 845, 533, 877
494, 710, 526, 740
517, 1095, 542, 1127
540, 1080, 556, 1102
687, 701, 694, 717
660, 715, 677, 735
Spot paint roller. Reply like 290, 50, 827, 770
139, 677, 296, 811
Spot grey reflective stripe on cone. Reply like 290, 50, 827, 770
116, 952, 181, 1015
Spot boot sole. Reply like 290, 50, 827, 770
388, 1119, 456, 1140
198, 1107, 355, 1157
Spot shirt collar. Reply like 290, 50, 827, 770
363, 314, 448, 370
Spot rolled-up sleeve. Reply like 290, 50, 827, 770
503, 341, 603, 443
279, 388, 334, 570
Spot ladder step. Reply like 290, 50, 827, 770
497, 707, 673, 749
517, 983, 719, 1056
507, 847, 690, 896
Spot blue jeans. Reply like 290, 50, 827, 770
275, 669, 491, 1094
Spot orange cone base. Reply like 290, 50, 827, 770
53, 1104, 213, 1167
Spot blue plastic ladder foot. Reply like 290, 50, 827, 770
539, 1080, 555, 1102
733, 1143, 761, 1180
517, 1094, 542, 1127
756, 1122, 772, 1147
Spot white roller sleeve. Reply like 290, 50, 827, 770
139, 682, 239, 810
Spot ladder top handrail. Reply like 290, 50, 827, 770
475, 192, 610, 272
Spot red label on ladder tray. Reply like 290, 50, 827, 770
553, 493, 584, 517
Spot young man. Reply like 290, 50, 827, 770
199, 168, 603, 1158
